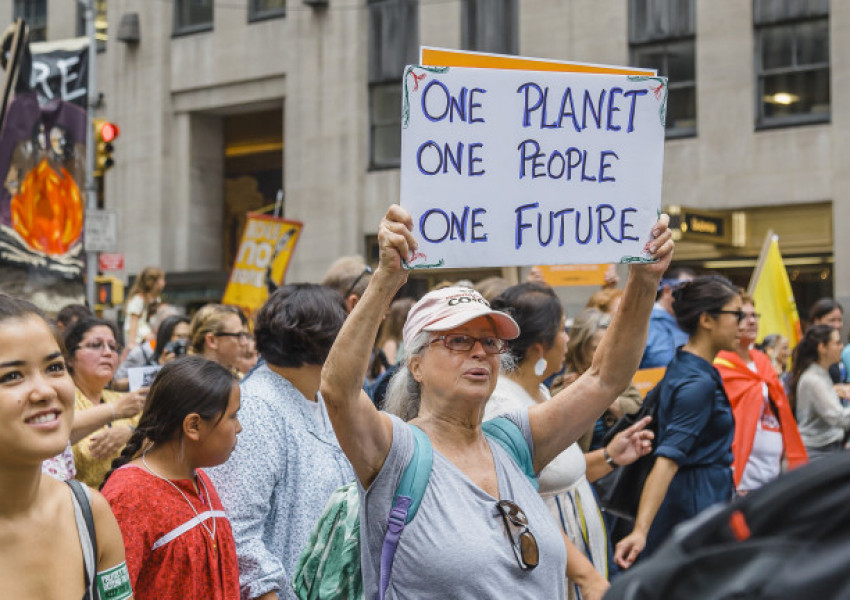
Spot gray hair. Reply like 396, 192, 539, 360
383, 331, 431, 421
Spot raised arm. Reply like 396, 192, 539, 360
321, 205, 417, 487
529, 216, 673, 472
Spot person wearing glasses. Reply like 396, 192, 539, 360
615, 276, 742, 569
209, 284, 353, 600
63, 317, 146, 487
481, 285, 654, 600
189, 304, 249, 374
714, 294, 807, 495
319, 204, 673, 599
321, 255, 373, 313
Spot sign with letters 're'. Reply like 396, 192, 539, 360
400, 65, 667, 269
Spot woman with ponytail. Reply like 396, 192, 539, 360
790, 324, 850, 459
101, 356, 242, 599
615, 276, 742, 569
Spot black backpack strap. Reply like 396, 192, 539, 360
67, 480, 99, 600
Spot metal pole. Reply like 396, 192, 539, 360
84, 0, 97, 308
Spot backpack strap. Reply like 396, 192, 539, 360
482, 416, 539, 491
67, 479, 99, 600
378, 424, 433, 600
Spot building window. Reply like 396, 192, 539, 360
249, 0, 286, 21
76, 0, 108, 51
14, 0, 47, 42
754, 0, 829, 128
368, 0, 418, 169
174, 0, 214, 35
629, 0, 696, 138
461, 0, 518, 55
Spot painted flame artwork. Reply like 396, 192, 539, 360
10, 158, 83, 254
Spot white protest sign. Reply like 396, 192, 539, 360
400, 65, 667, 269
128, 365, 161, 392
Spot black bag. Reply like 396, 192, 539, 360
594, 380, 664, 521
605, 451, 850, 600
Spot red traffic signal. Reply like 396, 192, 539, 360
99, 121, 119, 143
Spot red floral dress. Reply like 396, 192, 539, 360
102, 465, 240, 599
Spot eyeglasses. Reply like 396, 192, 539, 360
78, 340, 121, 354
710, 310, 746, 323
214, 331, 248, 341
496, 500, 539, 571
342, 266, 373, 299
429, 334, 508, 355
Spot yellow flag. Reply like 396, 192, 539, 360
749, 234, 802, 346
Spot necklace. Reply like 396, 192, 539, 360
141, 449, 217, 553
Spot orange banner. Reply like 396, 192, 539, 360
633, 367, 666, 398
537, 264, 609, 287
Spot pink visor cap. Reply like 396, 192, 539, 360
402, 287, 520, 347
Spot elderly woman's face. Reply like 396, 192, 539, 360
410, 316, 501, 408
69, 325, 120, 386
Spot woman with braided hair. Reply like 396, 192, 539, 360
101, 356, 242, 599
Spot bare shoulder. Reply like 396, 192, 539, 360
86, 487, 128, 569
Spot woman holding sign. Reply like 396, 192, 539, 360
319, 204, 672, 599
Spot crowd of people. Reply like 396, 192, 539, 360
3, 203, 850, 599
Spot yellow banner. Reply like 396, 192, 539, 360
538, 264, 610, 287
420, 46, 655, 76
222, 214, 303, 313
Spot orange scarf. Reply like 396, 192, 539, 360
714, 348, 808, 487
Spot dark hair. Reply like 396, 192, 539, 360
655, 266, 696, 301
102, 356, 236, 487
254, 283, 347, 368
672, 275, 739, 336
62, 316, 121, 360
151, 315, 191, 363
788, 324, 836, 410
55, 304, 92, 330
809, 298, 843, 323
0, 293, 46, 324
491, 283, 563, 362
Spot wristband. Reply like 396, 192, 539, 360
603, 446, 620, 469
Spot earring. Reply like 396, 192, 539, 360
533, 357, 547, 377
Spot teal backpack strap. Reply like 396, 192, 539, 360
482, 416, 539, 491
393, 424, 433, 523
379, 424, 433, 600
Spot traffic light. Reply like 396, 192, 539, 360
95, 275, 124, 310
93, 118, 120, 176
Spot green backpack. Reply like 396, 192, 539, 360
292, 416, 537, 600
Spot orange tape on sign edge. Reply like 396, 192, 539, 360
420, 47, 656, 76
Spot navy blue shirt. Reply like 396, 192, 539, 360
646, 348, 734, 554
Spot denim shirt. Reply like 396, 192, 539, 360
640, 304, 689, 369
208, 364, 354, 599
